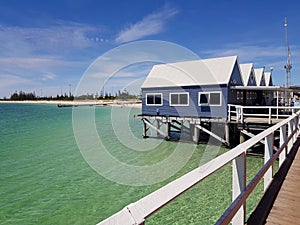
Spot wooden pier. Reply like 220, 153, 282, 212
136, 105, 300, 148
98, 111, 300, 225
247, 136, 300, 225
266, 143, 300, 224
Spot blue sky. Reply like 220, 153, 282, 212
0, 0, 299, 98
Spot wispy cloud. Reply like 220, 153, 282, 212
0, 56, 87, 83
0, 73, 33, 88
0, 21, 106, 57
41, 73, 57, 81
115, 5, 178, 43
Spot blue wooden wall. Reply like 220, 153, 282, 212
142, 85, 228, 118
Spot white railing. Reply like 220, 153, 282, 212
228, 104, 300, 124
97, 111, 300, 225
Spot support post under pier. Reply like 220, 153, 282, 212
166, 122, 170, 140
225, 123, 230, 146
193, 124, 200, 144
142, 119, 148, 138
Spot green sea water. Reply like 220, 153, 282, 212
0, 103, 267, 225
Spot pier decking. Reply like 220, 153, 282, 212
266, 143, 300, 225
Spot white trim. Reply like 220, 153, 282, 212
198, 91, 222, 106
169, 92, 189, 106
145, 93, 163, 106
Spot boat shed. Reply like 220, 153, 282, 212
254, 68, 266, 86
264, 71, 273, 87
240, 63, 257, 86
141, 56, 243, 118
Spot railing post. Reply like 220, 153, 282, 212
279, 125, 287, 168
268, 107, 271, 124
228, 104, 231, 122
236, 106, 239, 123
297, 114, 300, 136
232, 152, 246, 225
264, 133, 274, 191
292, 118, 297, 143
240, 107, 244, 124
288, 120, 293, 153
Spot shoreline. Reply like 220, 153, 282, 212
0, 100, 142, 109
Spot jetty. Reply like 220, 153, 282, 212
96, 54, 300, 224
97, 110, 300, 225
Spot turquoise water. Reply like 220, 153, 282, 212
0, 103, 265, 224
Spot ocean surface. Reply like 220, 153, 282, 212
0, 103, 267, 225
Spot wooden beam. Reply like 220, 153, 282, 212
241, 130, 265, 145
143, 119, 169, 138
195, 124, 227, 145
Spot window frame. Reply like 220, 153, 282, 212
169, 92, 189, 106
198, 91, 222, 106
145, 93, 163, 106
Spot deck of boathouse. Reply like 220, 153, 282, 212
137, 104, 300, 147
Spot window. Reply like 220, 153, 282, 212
199, 92, 221, 106
146, 93, 162, 106
210, 92, 221, 105
169, 93, 189, 106
199, 93, 209, 104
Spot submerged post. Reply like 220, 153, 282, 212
225, 123, 230, 146
142, 119, 148, 138
166, 122, 170, 140
193, 125, 200, 144
157, 119, 161, 137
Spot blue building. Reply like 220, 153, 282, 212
138, 55, 278, 145
141, 56, 243, 119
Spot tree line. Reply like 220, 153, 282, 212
8, 91, 74, 101
4, 89, 140, 101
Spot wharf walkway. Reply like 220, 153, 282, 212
248, 137, 300, 225
266, 141, 300, 224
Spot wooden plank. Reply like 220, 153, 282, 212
266, 145, 300, 224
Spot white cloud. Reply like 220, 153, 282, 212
0, 21, 105, 57
42, 73, 57, 81
0, 56, 87, 81
0, 74, 33, 88
115, 5, 178, 43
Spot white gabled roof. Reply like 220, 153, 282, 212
239, 63, 254, 86
141, 56, 238, 88
264, 72, 272, 86
254, 68, 265, 86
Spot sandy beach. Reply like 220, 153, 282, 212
0, 100, 142, 109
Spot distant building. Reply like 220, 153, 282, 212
240, 63, 257, 86
264, 71, 273, 87
254, 68, 266, 86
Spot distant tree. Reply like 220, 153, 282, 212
10, 91, 36, 100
